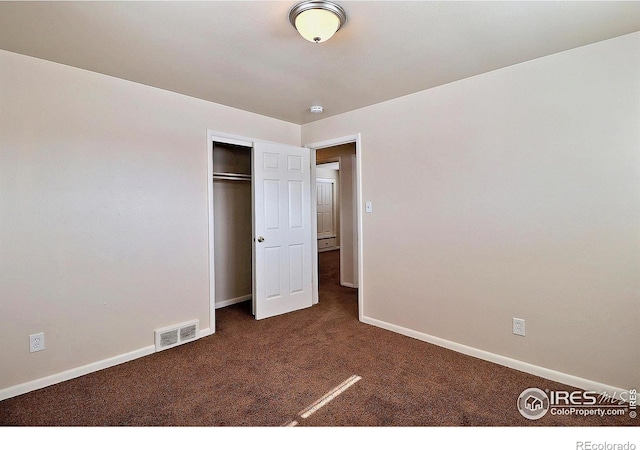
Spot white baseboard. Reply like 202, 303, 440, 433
199, 327, 212, 337
360, 315, 626, 397
0, 345, 155, 402
0, 328, 216, 402
2, 314, 624, 402
215, 294, 251, 309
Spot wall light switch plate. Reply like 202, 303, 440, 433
365, 201, 372, 213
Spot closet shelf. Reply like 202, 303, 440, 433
213, 172, 252, 181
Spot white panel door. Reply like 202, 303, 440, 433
253, 141, 312, 320
316, 180, 334, 238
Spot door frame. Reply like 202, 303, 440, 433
207, 130, 255, 334
207, 130, 320, 329
306, 134, 363, 321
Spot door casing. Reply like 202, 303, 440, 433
306, 134, 363, 321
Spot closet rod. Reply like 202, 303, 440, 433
213, 172, 252, 181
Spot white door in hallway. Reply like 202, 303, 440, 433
316, 180, 335, 238
253, 141, 313, 320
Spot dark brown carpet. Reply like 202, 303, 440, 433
0, 250, 634, 426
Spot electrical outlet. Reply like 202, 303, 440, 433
29, 332, 45, 352
513, 318, 525, 337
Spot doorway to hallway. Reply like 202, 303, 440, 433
308, 133, 362, 321
314, 142, 358, 290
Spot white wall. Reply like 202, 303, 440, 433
0, 49, 299, 393
302, 33, 640, 390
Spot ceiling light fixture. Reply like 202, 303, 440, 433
289, 1, 347, 43
310, 105, 324, 113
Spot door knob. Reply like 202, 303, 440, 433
257, 236, 265, 242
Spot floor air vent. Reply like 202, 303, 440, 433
155, 320, 199, 352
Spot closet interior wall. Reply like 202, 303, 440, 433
212, 142, 252, 309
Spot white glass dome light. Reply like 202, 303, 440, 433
289, 1, 347, 43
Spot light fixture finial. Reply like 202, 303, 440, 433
289, 1, 347, 43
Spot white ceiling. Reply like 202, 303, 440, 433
1, 1, 639, 125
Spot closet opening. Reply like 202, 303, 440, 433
209, 134, 316, 326
211, 141, 253, 315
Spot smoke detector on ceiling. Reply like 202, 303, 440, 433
310, 105, 324, 113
